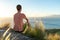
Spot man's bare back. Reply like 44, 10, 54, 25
14, 13, 27, 31
13, 4, 30, 32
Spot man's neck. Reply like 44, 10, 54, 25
18, 11, 21, 13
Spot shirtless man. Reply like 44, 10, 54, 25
13, 4, 30, 32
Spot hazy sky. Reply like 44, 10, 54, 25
0, 0, 60, 17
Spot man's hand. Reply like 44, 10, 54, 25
26, 18, 31, 30
27, 23, 31, 30
27, 27, 31, 31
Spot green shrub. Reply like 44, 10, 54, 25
24, 21, 45, 40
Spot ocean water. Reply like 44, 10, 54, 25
29, 17, 60, 29
0, 17, 60, 29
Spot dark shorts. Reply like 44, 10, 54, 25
11, 23, 27, 33
14, 30, 24, 33
10, 29, 23, 34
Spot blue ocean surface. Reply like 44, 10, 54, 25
29, 17, 60, 29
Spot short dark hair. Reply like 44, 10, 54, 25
16, 4, 22, 11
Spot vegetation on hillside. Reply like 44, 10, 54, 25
0, 20, 60, 40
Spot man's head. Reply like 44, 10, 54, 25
16, 4, 22, 12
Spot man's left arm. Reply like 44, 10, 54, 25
23, 14, 30, 27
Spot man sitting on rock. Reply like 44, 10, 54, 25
13, 4, 30, 33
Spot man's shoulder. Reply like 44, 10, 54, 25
14, 13, 25, 16
21, 13, 25, 16
14, 13, 17, 15
14, 13, 19, 16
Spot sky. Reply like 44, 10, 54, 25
0, 0, 60, 17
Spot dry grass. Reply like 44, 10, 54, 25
24, 21, 45, 40
0, 20, 60, 40
47, 33, 60, 40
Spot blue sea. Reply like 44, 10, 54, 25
29, 17, 60, 29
